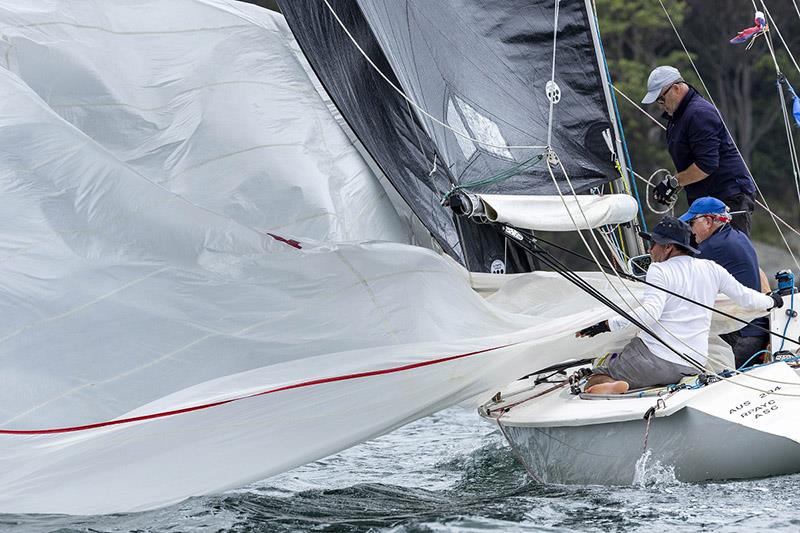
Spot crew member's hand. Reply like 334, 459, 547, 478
575, 320, 610, 338
653, 176, 678, 205
769, 291, 784, 310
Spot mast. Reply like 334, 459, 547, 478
585, 0, 645, 257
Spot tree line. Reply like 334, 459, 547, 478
597, 0, 800, 245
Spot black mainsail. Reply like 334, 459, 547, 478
267, 0, 627, 272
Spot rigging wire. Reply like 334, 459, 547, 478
761, 2, 800, 78
610, 84, 667, 130
541, 5, 759, 379
530, 232, 798, 347
544, 150, 717, 371
753, 4, 800, 211
319, 0, 546, 153
544, 146, 800, 387
539, 6, 721, 375
657, 0, 800, 276
440, 154, 544, 204
546, 0, 561, 147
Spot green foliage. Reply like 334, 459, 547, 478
597, 0, 800, 247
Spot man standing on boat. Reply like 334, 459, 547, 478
680, 197, 770, 368
574, 216, 780, 394
643, 66, 757, 235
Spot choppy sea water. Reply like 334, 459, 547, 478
3, 407, 800, 532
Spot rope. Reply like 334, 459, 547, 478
762, 2, 800, 78
539, 145, 800, 390
610, 83, 667, 131
779, 278, 796, 352
544, 150, 707, 372
533, 232, 800, 388
657, 0, 800, 276
756, 7, 800, 211
530, 233, 798, 346
440, 154, 544, 204
546, 0, 561, 147
738, 349, 772, 370
319, 0, 546, 153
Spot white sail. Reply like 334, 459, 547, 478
0, 0, 765, 515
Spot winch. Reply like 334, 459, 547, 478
771, 270, 799, 357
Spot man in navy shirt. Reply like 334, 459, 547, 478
679, 197, 769, 367
643, 66, 757, 235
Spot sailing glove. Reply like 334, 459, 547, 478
653, 175, 679, 205
769, 290, 784, 310
576, 320, 610, 338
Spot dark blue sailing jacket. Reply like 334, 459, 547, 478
665, 88, 755, 203
696, 224, 767, 337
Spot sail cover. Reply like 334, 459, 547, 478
475, 194, 638, 231
274, 0, 620, 273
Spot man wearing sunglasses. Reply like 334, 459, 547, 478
642, 66, 756, 235
680, 197, 770, 368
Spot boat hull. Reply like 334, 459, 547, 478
502, 406, 800, 484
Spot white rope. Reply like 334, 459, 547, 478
754, 13, 800, 210
549, 147, 800, 389
319, 0, 546, 153
776, 79, 800, 208
610, 83, 666, 131
546, 0, 561, 147
762, 2, 800, 78
794, 0, 800, 24
545, 149, 709, 372
657, 0, 800, 275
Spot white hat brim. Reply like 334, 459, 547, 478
641, 89, 660, 105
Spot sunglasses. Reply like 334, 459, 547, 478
656, 83, 678, 105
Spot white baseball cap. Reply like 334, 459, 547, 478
641, 66, 683, 104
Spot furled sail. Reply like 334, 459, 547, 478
274, 0, 623, 272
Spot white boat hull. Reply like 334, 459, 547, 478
484, 362, 800, 485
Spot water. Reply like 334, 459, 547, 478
3, 407, 800, 532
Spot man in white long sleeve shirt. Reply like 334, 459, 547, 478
575, 216, 781, 395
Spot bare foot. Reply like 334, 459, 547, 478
585, 380, 630, 394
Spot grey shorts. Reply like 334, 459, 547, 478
592, 337, 698, 390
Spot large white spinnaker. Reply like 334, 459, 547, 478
0, 0, 643, 515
